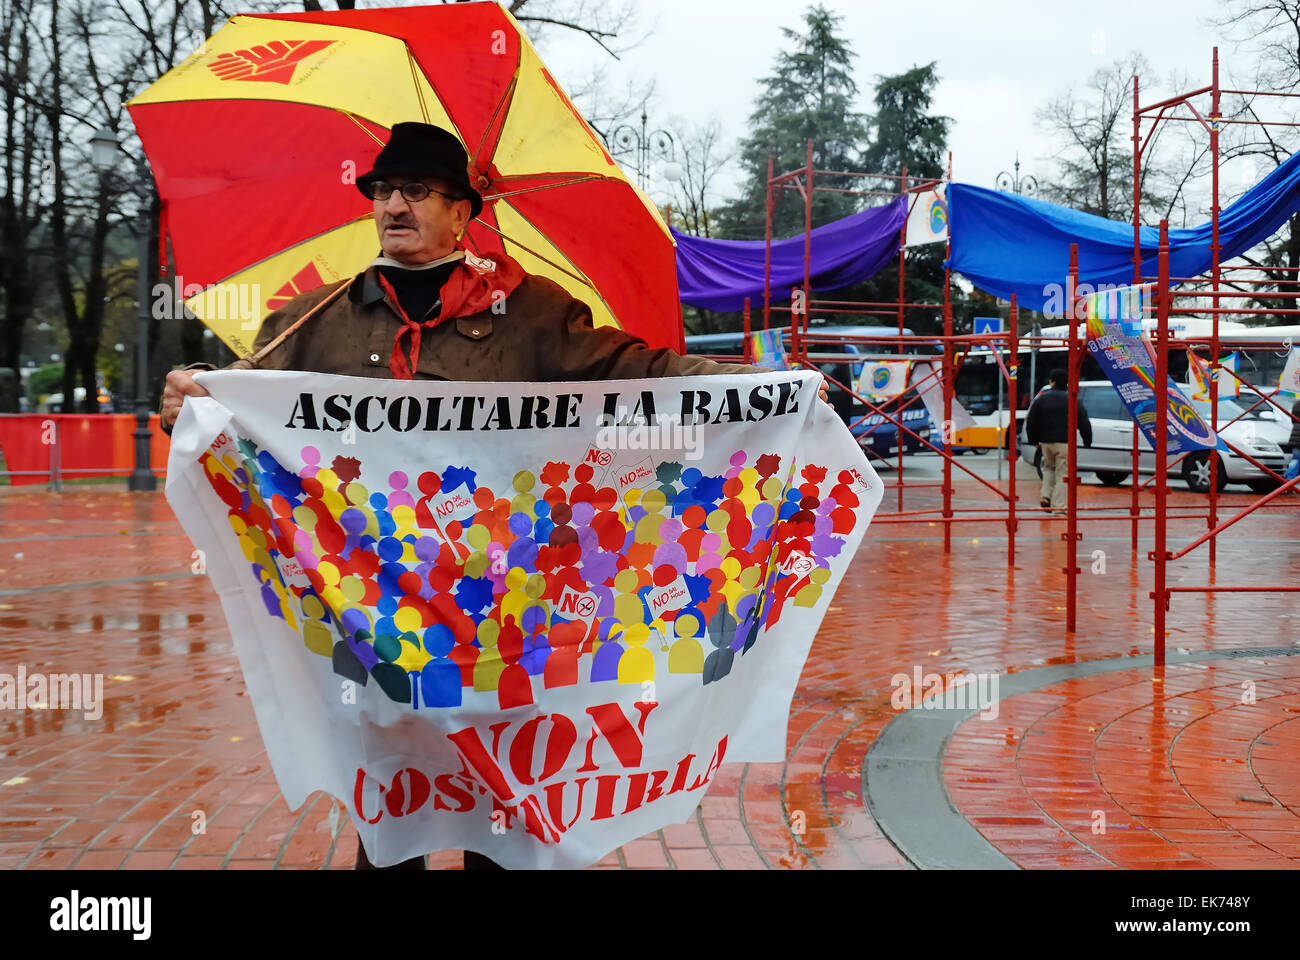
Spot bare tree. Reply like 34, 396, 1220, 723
661, 117, 732, 239
1218, 0, 1300, 91
1037, 53, 1174, 223
508, 0, 642, 60
656, 118, 734, 336
64, 0, 287, 404
41, 0, 188, 411
505, 0, 654, 145
0, 0, 49, 410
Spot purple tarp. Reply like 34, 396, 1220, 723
672, 196, 908, 312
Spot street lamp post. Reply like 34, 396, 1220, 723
995, 155, 1040, 473
128, 206, 155, 491
995, 153, 1039, 198
91, 125, 156, 492
605, 109, 681, 191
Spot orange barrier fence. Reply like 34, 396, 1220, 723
0, 414, 169, 487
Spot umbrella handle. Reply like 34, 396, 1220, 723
234, 276, 357, 369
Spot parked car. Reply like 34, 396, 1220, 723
1237, 384, 1296, 431
1018, 381, 1289, 493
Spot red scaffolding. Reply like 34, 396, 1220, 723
688, 86, 1298, 654
1132, 48, 1300, 657
742, 144, 1122, 566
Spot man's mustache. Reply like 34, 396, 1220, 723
382, 216, 416, 228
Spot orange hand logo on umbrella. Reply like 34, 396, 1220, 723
207, 40, 335, 84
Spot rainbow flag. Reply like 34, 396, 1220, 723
1083, 285, 1149, 341
749, 328, 791, 371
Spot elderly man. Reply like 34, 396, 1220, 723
162, 121, 824, 871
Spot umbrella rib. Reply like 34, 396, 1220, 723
478, 202, 626, 335
406, 47, 430, 124
471, 74, 518, 166
470, 216, 590, 289
339, 111, 386, 145
489, 171, 615, 183
482, 175, 602, 201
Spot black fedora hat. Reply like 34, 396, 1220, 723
356, 122, 483, 219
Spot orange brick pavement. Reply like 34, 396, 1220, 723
1, 475, 1297, 869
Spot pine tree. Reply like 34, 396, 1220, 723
850, 64, 953, 335
717, 5, 868, 240
861, 63, 950, 181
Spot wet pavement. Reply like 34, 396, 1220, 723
1, 463, 1297, 869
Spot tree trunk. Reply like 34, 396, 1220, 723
0, 0, 35, 411
59, 338, 78, 413
78, 335, 99, 412
47, 0, 81, 413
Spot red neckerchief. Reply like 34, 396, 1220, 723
385, 247, 527, 379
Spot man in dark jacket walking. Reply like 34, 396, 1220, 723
1024, 368, 1092, 514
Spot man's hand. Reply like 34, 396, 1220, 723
161, 369, 210, 431
818, 377, 830, 405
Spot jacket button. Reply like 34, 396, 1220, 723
369, 353, 380, 362
470, 328, 480, 336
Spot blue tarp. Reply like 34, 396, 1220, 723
947, 149, 1300, 314
672, 195, 907, 312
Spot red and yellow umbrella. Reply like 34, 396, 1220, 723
126, 2, 683, 357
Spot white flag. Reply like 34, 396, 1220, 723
857, 360, 912, 399
909, 360, 976, 432
1280, 346, 1300, 397
904, 185, 948, 247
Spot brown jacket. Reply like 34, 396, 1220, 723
239, 265, 762, 382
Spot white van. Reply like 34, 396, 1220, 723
1018, 381, 1289, 493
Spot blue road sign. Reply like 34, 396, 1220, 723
973, 316, 1003, 351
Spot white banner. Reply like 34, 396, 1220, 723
909, 360, 976, 433
166, 370, 880, 868
1280, 346, 1300, 397
904, 186, 948, 247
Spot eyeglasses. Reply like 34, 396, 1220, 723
362, 180, 463, 204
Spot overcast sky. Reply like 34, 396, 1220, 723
537, 0, 1273, 223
